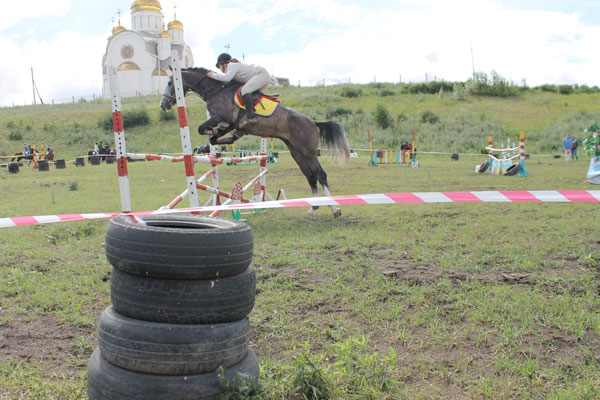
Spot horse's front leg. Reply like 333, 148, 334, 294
197, 116, 224, 136
209, 123, 234, 145
212, 131, 245, 145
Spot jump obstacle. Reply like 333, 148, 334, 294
231, 139, 277, 165
368, 129, 419, 168
478, 132, 528, 176
108, 51, 278, 219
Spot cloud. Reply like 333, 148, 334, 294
245, 0, 600, 87
0, 30, 106, 106
1, 0, 71, 31
1, 0, 599, 106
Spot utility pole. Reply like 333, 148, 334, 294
471, 43, 475, 76
31, 66, 36, 105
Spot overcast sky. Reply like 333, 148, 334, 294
1, 0, 599, 106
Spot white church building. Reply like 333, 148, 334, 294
102, 0, 194, 99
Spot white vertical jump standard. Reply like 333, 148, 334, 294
108, 66, 131, 213
108, 54, 200, 212
170, 50, 200, 208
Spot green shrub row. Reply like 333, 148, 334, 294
98, 109, 153, 130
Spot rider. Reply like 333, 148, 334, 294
206, 53, 272, 128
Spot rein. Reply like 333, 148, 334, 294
163, 70, 235, 104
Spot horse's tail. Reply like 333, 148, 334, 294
315, 121, 350, 162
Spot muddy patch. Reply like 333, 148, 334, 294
0, 313, 93, 376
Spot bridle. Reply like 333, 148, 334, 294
162, 70, 228, 104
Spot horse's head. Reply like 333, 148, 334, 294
160, 68, 211, 111
160, 74, 176, 111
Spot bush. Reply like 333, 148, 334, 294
340, 86, 362, 98
397, 113, 408, 122
99, 108, 151, 130
421, 110, 440, 124
466, 71, 519, 97
537, 84, 557, 93
402, 81, 455, 95
325, 107, 353, 119
452, 83, 466, 101
372, 104, 393, 129
8, 131, 22, 141
159, 110, 177, 121
558, 85, 574, 95
379, 89, 395, 97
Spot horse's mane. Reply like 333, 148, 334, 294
184, 67, 209, 74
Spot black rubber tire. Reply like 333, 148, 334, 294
98, 306, 250, 375
110, 267, 256, 324
105, 215, 253, 280
503, 162, 522, 176
8, 162, 19, 173
87, 347, 259, 400
37, 160, 49, 171
477, 159, 490, 173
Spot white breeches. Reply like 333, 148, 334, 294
240, 70, 271, 96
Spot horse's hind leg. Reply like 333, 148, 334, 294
315, 167, 341, 217
294, 153, 341, 217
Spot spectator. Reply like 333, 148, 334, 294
562, 134, 573, 160
571, 137, 579, 160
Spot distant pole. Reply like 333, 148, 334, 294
31, 66, 36, 105
471, 43, 475, 76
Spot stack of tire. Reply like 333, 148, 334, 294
37, 159, 49, 171
88, 214, 259, 400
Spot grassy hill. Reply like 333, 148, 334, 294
1, 84, 600, 159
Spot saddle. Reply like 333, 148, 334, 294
234, 89, 280, 117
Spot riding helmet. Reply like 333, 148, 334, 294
216, 53, 232, 68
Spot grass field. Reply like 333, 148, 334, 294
0, 146, 598, 398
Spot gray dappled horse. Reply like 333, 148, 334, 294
160, 67, 350, 217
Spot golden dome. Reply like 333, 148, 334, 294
131, 0, 162, 13
160, 24, 171, 38
167, 19, 183, 30
112, 25, 126, 35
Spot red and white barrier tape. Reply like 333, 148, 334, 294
1, 190, 598, 229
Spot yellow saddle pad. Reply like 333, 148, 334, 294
234, 89, 280, 117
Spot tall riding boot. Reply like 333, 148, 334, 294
240, 93, 258, 128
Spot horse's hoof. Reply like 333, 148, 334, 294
333, 208, 341, 218
307, 208, 316, 215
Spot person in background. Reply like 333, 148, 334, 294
571, 136, 579, 160
562, 134, 573, 160
207, 53, 272, 129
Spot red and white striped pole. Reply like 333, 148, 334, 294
170, 51, 200, 209
108, 66, 131, 213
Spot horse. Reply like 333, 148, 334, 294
11, 150, 39, 163
160, 67, 351, 217
46, 148, 54, 162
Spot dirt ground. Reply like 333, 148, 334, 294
2, 241, 599, 396
0, 313, 94, 376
